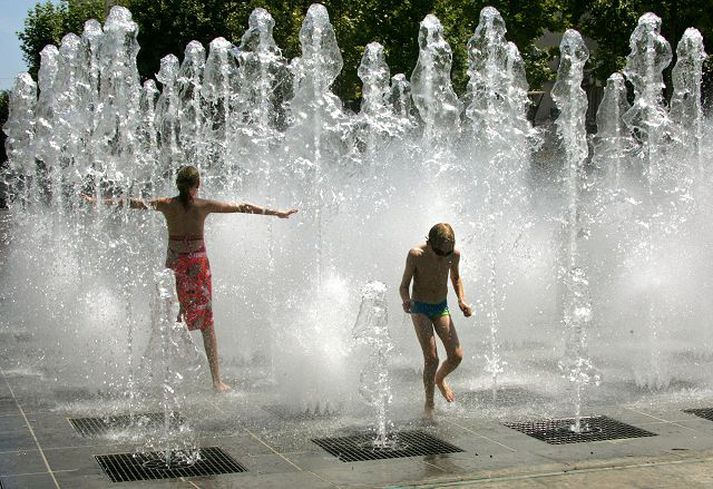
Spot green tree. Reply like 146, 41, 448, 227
15, 0, 713, 106
574, 0, 713, 94
18, 0, 107, 79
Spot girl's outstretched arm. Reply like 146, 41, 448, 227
81, 194, 167, 210
206, 200, 298, 218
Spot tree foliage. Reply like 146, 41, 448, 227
18, 0, 106, 79
575, 0, 713, 93
13, 0, 713, 105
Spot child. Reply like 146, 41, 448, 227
84, 165, 297, 392
399, 223, 473, 418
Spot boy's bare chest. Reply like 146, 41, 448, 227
414, 257, 451, 280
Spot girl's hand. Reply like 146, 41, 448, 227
276, 208, 298, 218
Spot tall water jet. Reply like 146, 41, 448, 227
356, 42, 396, 154
464, 7, 530, 143
53, 34, 84, 213
156, 55, 183, 174
202, 37, 238, 185
463, 7, 533, 396
94, 6, 141, 186
235, 8, 291, 153
77, 20, 103, 188
137, 80, 159, 187
140, 269, 199, 468
410, 14, 460, 149
552, 30, 600, 431
288, 3, 350, 287
387, 73, 415, 132
623, 13, 673, 389
592, 73, 633, 191
3, 73, 37, 206
176, 41, 207, 171
34, 45, 59, 209
234, 8, 293, 371
353, 281, 394, 447
670, 28, 707, 166
93, 5, 146, 404
623, 13, 672, 180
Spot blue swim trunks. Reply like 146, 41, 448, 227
411, 300, 450, 319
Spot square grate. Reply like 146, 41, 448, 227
68, 412, 182, 438
95, 447, 246, 483
503, 415, 657, 445
683, 408, 713, 422
312, 430, 464, 462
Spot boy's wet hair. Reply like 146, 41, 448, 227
176, 165, 200, 208
428, 223, 455, 246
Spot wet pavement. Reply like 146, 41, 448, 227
3, 349, 713, 489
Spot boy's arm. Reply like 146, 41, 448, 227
399, 250, 416, 313
205, 200, 298, 218
450, 251, 473, 317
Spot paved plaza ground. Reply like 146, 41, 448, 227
3, 345, 713, 489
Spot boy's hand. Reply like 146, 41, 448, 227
458, 300, 473, 318
81, 194, 95, 204
402, 300, 413, 313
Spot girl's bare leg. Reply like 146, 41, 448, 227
201, 326, 230, 392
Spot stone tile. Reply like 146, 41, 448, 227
0, 429, 36, 452
0, 449, 47, 476
223, 451, 299, 475
0, 398, 20, 416
197, 432, 275, 457
31, 428, 132, 450
313, 457, 448, 487
53, 471, 196, 488
43, 445, 146, 473
0, 472, 58, 489
280, 451, 346, 471
26, 413, 75, 434
187, 470, 338, 489
0, 415, 27, 432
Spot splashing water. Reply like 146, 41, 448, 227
1, 4, 711, 437
353, 281, 394, 448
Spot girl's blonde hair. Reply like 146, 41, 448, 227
176, 165, 200, 208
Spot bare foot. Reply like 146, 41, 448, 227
423, 403, 434, 420
436, 378, 455, 402
213, 381, 231, 393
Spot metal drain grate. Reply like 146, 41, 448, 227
683, 408, 713, 422
503, 415, 657, 445
95, 447, 246, 482
262, 404, 341, 421
69, 412, 182, 438
312, 430, 464, 462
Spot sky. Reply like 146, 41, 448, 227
0, 0, 49, 90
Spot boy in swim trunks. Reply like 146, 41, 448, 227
399, 223, 473, 418
84, 166, 297, 392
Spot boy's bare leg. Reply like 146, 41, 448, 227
201, 326, 230, 392
412, 314, 439, 418
433, 315, 463, 402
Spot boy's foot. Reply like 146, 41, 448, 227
436, 378, 455, 402
424, 403, 434, 420
213, 381, 231, 393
